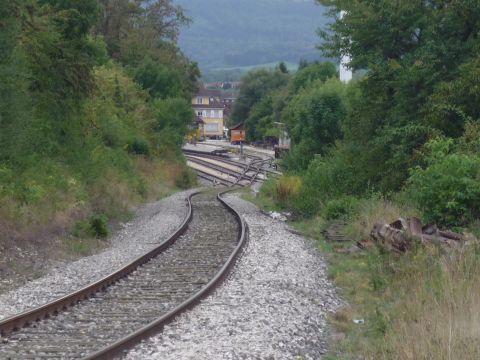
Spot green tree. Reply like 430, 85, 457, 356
230, 69, 289, 125
134, 57, 183, 99
152, 97, 194, 151
317, 0, 480, 191
95, 0, 190, 60
292, 61, 337, 92
0, 1, 32, 161
283, 78, 346, 170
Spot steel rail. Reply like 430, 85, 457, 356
186, 156, 245, 182
186, 156, 261, 187
183, 149, 281, 176
83, 188, 248, 360
0, 192, 198, 337
188, 164, 239, 186
197, 172, 235, 187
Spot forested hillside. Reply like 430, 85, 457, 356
0, 1, 197, 257
174, 0, 329, 70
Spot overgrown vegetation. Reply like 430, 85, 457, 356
236, 0, 480, 358
0, 0, 197, 255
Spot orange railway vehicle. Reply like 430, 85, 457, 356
230, 122, 245, 144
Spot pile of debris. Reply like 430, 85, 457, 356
263, 211, 291, 222
371, 217, 464, 253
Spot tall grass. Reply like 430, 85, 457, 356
322, 198, 480, 360
250, 179, 480, 359
380, 245, 480, 359
276, 175, 302, 204
344, 197, 420, 242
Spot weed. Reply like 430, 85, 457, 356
343, 196, 419, 242
323, 196, 359, 220
275, 175, 302, 204
127, 137, 150, 156
89, 214, 109, 239
175, 167, 197, 189
250, 179, 480, 359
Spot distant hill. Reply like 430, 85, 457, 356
174, 0, 330, 72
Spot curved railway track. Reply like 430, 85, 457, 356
0, 190, 247, 359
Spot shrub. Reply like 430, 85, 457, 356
89, 214, 109, 239
323, 196, 359, 220
127, 137, 150, 156
72, 214, 110, 239
259, 177, 277, 200
275, 176, 302, 204
406, 138, 480, 227
343, 196, 419, 242
175, 167, 197, 189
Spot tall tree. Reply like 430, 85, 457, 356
230, 69, 289, 125
95, 0, 190, 62
317, 0, 480, 191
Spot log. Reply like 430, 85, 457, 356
370, 217, 463, 253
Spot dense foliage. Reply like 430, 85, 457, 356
0, 0, 197, 247
318, 0, 480, 192
236, 1, 480, 227
242, 3, 480, 359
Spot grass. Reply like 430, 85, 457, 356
63, 237, 107, 256
243, 182, 480, 360
239, 178, 284, 213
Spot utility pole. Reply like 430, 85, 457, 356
240, 140, 244, 160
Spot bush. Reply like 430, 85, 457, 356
127, 137, 150, 156
72, 214, 110, 239
406, 138, 480, 227
291, 151, 354, 216
175, 167, 197, 189
323, 196, 359, 220
89, 214, 110, 239
275, 176, 302, 204
259, 177, 277, 200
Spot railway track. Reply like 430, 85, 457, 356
186, 156, 260, 187
184, 150, 281, 187
184, 149, 281, 177
0, 190, 247, 359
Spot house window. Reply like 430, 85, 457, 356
210, 110, 215, 118
196, 97, 203, 104
205, 123, 219, 132
197, 111, 203, 117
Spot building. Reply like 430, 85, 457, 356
192, 86, 224, 139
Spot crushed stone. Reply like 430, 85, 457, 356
0, 190, 196, 320
125, 193, 340, 360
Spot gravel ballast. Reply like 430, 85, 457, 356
0, 190, 195, 320
125, 193, 340, 360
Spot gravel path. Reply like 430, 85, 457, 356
0, 190, 196, 321
125, 193, 340, 360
